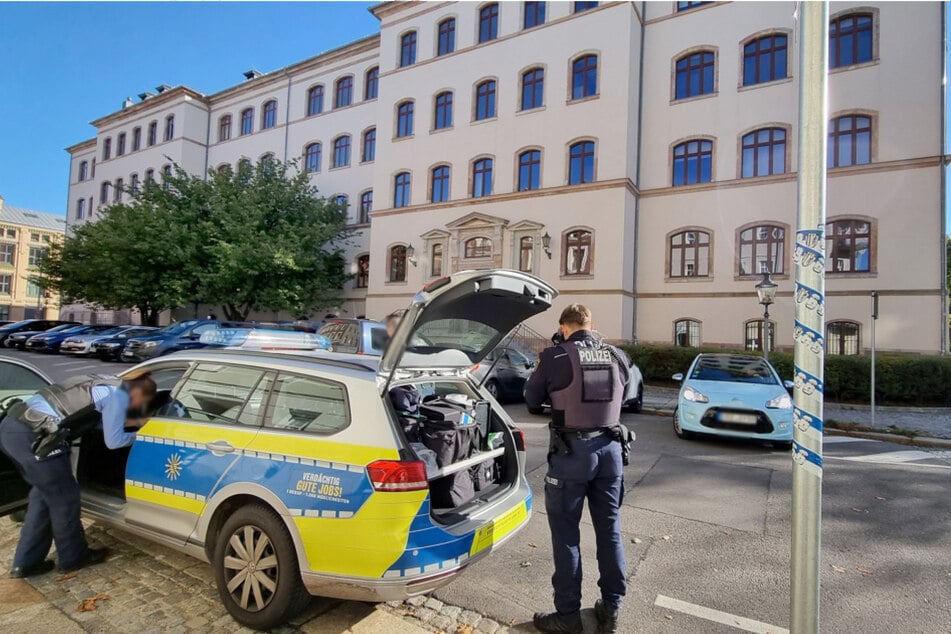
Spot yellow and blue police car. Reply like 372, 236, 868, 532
0, 270, 556, 630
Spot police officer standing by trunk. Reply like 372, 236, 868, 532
525, 304, 631, 634
0, 371, 156, 578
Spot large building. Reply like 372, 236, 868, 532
64, 1, 947, 353
0, 196, 65, 321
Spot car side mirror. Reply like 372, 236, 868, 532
187, 332, 201, 340
672, 373, 684, 382
784, 380, 795, 391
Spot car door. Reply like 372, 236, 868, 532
123, 361, 271, 544
0, 358, 52, 516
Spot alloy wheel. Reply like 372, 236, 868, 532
222, 524, 279, 612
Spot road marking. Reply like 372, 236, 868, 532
51, 360, 90, 368
834, 449, 947, 463
654, 595, 788, 634
823, 436, 876, 444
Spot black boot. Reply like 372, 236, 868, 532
58, 547, 110, 573
533, 611, 583, 634
594, 599, 620, 634
9, 559, 55, 578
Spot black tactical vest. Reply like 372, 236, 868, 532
10, 374, 123, 435
549, 340, 627, 429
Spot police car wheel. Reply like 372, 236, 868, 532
213, 504, 310, 629
672, 408, 695, 440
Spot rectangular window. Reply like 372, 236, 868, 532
78, 161, 88, 181
431, 244, 443, 277
573, 1, 598, 13
359, 191, 373, 223
437, 18, 456, 56
115, 178, 123, 203
519, 236, 534, 272
479, 4, 499, 43
396, 102, 414, 137
0, 245, 12, 265
744, 320, 774, 353
400, 31, 418, 67
672, 140, 713, 186
356, 255, 370, 288
30, 233, 39, 242
102, 138, 111, 161
76, 198, 86, 220
147, 121, 157, 146
116, 133, 126, 156
0, 275, 10, 294
5, 229, 14, 239
472, 159, 493, 197
677, 1, 710, 11
674, 320, 700, 347
335, 78, 353, 108
132, 127, 142, 151
264, 374, 350, 434
164, 116, 174, 141
434, 92, 453, 130
28, 247, 47, 267
524, 1, 546, 28
830, 14, 873, 69
26, 281, 42, 298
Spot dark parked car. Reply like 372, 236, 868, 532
25, 324, 115, 353
89, 326, 159, 360
471, 346, 538, 401
316, 319, 388, 355
120, 320, 223, 362
0, 319, 78, 347
5, 322, 82, 350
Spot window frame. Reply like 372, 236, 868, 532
116, 132, 126, 156
671, 137, 715, 186
430, 164, 451, 203
147, 121, 157, 146
164, 115, 175, 141
261, 99, 278, 129
667, 227, 713, 279
362, 127, 377, 162
523, 1, 546, 29
464, 236, 493, 259
78, 161, 88, 181
744, 319, 776, 353
567, 139, 596, 185
478, 3, 500, 44
306, 84, 325, 116
332, 135, 352, 168
517, 148, 542, 191
570, 53, 599, 101
474, 79, 498, 121
240, 108, 254, 136
825, 216, 875, 274
132, 127, 142, 151
400, 30, 418, 67
334, 76, 354, 109
828, 112, 874, 168
358, 190, 373, 224
304, 142, 322, 174
827, 320, 862, 355
562, 228, 594, 277
262, 371, 352, 436
736, 222, 788, 278
673, 318, 701, 347
364, 67, 379, 100
471, 157, 494, 197
573, 1, 598, 13
395, 100, 415, 138
437, 17, 456, 56
388, 244, 408, 283
356, 254, 370, 288
431, 243, 444, 277
741, 32, 790, 87
393, 171, 412, 208
102, 137, 111, 161
521, 67, 545, 111
434, 91, 454, 130
218, 115, 232, 142
672, 47, 717, 101
518, 235, 535, 272
829, 10, 876, 70
739, 126, 788, 178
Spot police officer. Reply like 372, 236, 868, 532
0, 371, 157, 578
525, 304, 630, 634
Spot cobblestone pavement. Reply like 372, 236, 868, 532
0, 517, 515, 634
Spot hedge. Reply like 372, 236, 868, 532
619, 344, 951, 406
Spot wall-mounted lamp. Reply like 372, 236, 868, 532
541, 232, 552, 259
406, 243, 418, 267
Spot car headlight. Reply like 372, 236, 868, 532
682, 385, 709, 403
766, 393, 793, 409
141, 341, 157, 348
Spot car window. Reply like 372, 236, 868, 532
190, 323, 217, 336
369, 326, 388, 352
508, 350, 528, 365
690, 356, 776, 384
0, 361, 49, 401
263, 374, 350, 435
320, 322, 361, 354
172, 363, 269, 425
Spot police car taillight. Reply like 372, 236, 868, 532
367, 460, 429, 492
513, 427, 526, 452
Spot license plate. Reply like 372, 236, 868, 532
718, 412, 757, 425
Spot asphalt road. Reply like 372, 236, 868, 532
3, 348, 949, 633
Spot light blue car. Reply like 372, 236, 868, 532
672, 353, 794, 449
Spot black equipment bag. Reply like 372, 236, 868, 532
389, 385, 423, 443
419, 397, 479, 508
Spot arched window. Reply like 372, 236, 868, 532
100, 181, 110, 204
307, 85, 324, 116
673, 319, 701, 347
518, 149, 541, 191
573, 1, 598, 12
479, 3, 500, 43
396, 100, 415, 137
827, 321, 861, 355
669, 229, 711, 278
437, 18, 456, 56
568, 141, 595, 184
334, 76, 353, 108
132, 127, 142, 151
828, 115, 872, 167
362, 128, 376, 162
164, 115, 175, 141
114, 177, 124, 202
147, 121, 157, 146
564, 229, 593, 276
431, 165, 451, 202
393, 171, 412, 208
75, 198, 86, 220
390, 245, 408, 282
145, 168, 154, 182
744, 319, 775, 353
434, 91, 453, 130
334, 194, 349, 210
741, 128, 786, 177
830, 13, 873, 68
431, 244, 444, 277
261, 100, 277, 129
359, 190, 373, 223
475, 80, 497, 120
674, 50, 715, 99
356, 254, 370, 288
739, 224, 785, 276
472, 158, 493, 197
465, 237, 493, 259
400, 31, 418, 67
571, 54, 598, 99
218, 115, 232, 142
521, 67, 544, 110
304, 143, 321, 174
826, 218, 872, 273
524, 1, 546, 28
672, 139, 713, 186
332, 135, 351, 168
743, 34, 788, 85
117, 133, 126, 156
364, 67, 379, 100
78, 161, 88, 181
240, 108, 254, 135
102, 137, 111, 161
519, 236, 534, 272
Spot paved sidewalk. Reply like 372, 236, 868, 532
643, 384, 951, 439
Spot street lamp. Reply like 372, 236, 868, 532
541, 232, 552, 259
406, 243, 417, 267
755, 271, 778, 362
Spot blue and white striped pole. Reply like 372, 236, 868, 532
791, 2, 828, 633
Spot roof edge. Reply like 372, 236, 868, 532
65, 138, 97, 154
90, 86, 207, 129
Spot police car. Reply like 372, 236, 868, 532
0, 270, 555, 630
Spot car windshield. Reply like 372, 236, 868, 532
155, 320, 200, 336
95, 326, 126, 336
0, 320, 33, 331
689, 355, 777, 385
59, 325, 88, 334
119, 328, 152, 339
41, 324, 74, 334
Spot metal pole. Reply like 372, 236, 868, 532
792, 2, 828, 633
871, 292, 878, 428
764, 304, 771, 363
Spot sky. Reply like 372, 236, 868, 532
0, 1, 378, 214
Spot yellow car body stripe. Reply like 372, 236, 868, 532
141, 419, 259, 446
469, 500, 528, 557
126, 483, 204, 516
247, 431, 400, 465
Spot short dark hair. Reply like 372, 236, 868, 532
559, 303, 592, 327
126, 372, 157, 398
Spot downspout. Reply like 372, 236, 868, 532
202, 100, 211, 178
630, 2, 647, 342
941, 0, 948, 354
283, 69, 293, 162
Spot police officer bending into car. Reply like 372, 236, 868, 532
525, 304, 632, 634
0, 370, 156, 578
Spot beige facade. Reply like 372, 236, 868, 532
0, 197, 65, 321
64, 1, 946, 352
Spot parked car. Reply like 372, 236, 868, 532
671, 353, 793, 449
60, 325, 147, 356
89, 327, 159, 360
471, 346, 537, 401
25, 324, 116, 353
5, 322, 82, 350
316, 318, 388, 355
0, 269, 555, 630
0, 319, 79, 347
120, 320, 224, 362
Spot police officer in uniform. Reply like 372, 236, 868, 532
0, 371, 156, 578
525, 304, 630, 634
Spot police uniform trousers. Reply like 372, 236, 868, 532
544, 432, 626, 616
0, 415, 89, 570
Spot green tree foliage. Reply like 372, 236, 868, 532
39, 158, 351, 325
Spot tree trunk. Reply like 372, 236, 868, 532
223, 303, 245, 323
138, 306, 160, 326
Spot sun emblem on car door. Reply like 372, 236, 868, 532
164, 453, 183, 481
